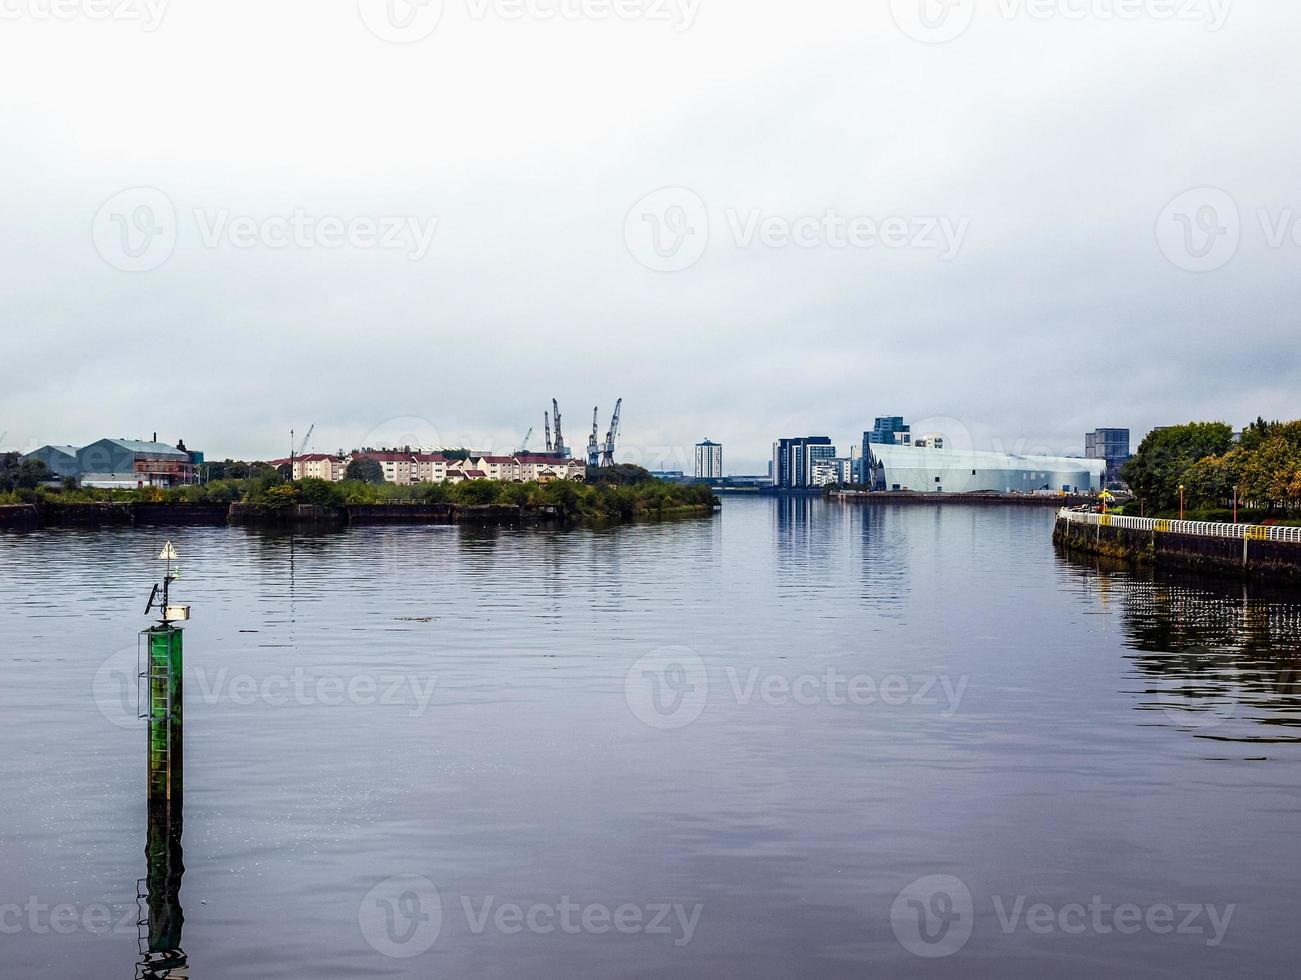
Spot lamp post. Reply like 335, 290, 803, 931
1234, 485, 1240, 524
1178, 484, 1185, 521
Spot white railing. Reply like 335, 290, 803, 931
1057, 509, 1301, 544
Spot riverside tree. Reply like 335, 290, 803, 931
344, 457, 386, 484
1125, 420, 1301, 516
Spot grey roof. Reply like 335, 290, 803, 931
31, 445, 80, 456
95, 439, 189, 459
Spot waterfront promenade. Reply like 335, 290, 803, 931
1055, 509, 1301, 582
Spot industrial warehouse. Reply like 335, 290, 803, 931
23, 437, 202, 488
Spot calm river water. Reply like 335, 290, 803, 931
2, 497, 1300, 978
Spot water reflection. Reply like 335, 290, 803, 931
137, 797, 187, 979
1062, 554, 1301, 743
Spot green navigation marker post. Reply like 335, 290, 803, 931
142, 540, 189, 804
145, 626, 183, 802
138, 540, 190, 979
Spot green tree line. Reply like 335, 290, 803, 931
1, 458, 715, 522
1122, 419, 1301, 519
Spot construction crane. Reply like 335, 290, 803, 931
601, 399, 622, 467
544, 413, 552, 453
519, 427, 534, 453
587, 408, 601, 468
288, 423, 315, 475
552, 399, 567, 458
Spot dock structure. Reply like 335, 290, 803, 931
1054, 510, 1301, 583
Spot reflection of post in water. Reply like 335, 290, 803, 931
137, 797, 187, 979
137, 541, 190, 978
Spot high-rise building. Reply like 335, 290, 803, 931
811, 458, 854, 486
868, 417, 911, 446
861, 417, 912, 482
1085, 428, 1131, 482
695, 440, 723, 480
772, 437, 835, 488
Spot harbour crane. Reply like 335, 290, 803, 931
587, 408, 601, 468
601, 399, 622, 467
519, 427, 534, 453
552, 399, 567, 458
545, 413, 553, 453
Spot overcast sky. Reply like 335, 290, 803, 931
1, 0, 1298, 473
